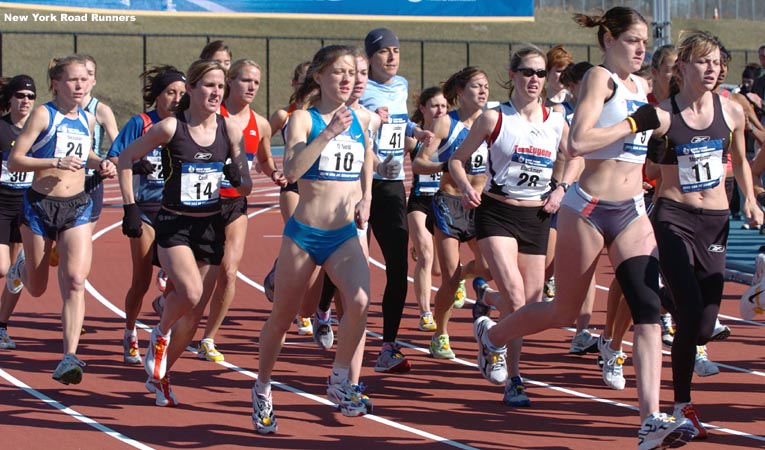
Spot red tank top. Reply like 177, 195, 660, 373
219, 103, 259, 198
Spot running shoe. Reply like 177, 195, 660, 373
49, 244, 59, 267
418, 311, 437, 332
693, 346, 719, 377
674, 403, 707, 439
151, 295, 165, 317
197, 339, 224, 362
453, 279, 466, 309
429, 334, 456, 359
252, 386, 278, 434
472, 277, 492, 321
569, 329, 599, 355
145, 327, 170, 380
352, 382, 373, 413
598, 334, 626, 390
473, 316, 508, 385
637, 412, 696, 450
660, 313, 675, 347
312, 313, 334, 350
374, 342, 411, 373
543, 276, 555, 301
327, 377, 371, 417
145, 375, 178, 407
263, 260, 276, 303
52, 353, 86, 385
0, 328, 16, 349
123, 331, 142, 364
503, 376, 531, 407
295, 316, 313, 336
155, 268, 167, 293
6, 249, 24, 294
710, 319, 730, 341
753, 251, 765, 285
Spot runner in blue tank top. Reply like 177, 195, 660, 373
253, 45, 374, 434
6, 55, 117, 386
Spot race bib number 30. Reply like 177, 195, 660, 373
676, 139, 723, 193
0, 160, 33, 188
180, 162, 223, 206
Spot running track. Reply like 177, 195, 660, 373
1, 161, 763, 450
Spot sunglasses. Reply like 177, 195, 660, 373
13, 92, 36, 100
516, 68, 547, 78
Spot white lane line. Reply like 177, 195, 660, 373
0, 368, 155, 450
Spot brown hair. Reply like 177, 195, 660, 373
410, 86, 443, 125
546, 45, 573, 72
573, 7, 648, 51
442, 66, 488, 108
294, 45, 355, 106
176, 59, 226, 112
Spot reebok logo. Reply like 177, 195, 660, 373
708, 244, 725, 252
691, 136, 710, 143
194, 152, 212, 160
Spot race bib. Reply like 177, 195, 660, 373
317, 137, 365, 180
676, 139, 723, 193
466, 142, 489, 175
378, 122, 405, 151
180, 162, 223, 206
0, 159, 33, 188
416, 171, 441, 194
220, 153, 255, 189
54, 127, 89, 166
623, 100, 650, 156
146, 153, 164, 183
506, 150, 554, 195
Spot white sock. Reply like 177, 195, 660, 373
255, 379, 271, 396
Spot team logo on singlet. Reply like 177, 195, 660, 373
194, 152, 213, 160
708, 244, 725, 253
691, 136, 711, 143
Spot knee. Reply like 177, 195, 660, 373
66, 273, 88, 293
0, 261, 9, 278
616, 256, 662, 325
178, 283, 204, 307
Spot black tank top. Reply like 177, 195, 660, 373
161, 112, 231, 213
657, 93, 730, 165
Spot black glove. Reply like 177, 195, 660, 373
223, 163, 242, 187
629, 104, 660, 133
122, 204, 143, 238
132, 159, 154, 175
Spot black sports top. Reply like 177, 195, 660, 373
161, 112, 231, 213
656, 93, 730, 193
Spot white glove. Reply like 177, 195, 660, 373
376, 153, 401, 179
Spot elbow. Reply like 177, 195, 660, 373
567, 139, 586, 158
6, 157, 19, 173
284, 170, 299, 185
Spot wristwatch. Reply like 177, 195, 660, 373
558, 182, 570, 193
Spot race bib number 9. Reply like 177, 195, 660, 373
180, 162, 223, 206
676, 139, 723, 193
623, 100, 650, 156
466, 142, 489, 175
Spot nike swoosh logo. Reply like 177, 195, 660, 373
372, 36, 383, 44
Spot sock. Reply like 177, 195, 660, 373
330, 366, 350, 384
201, 338, 214, 345
255, 379, 271, 396
316, 309, 331, 323
124, 328, 136, 338
156, 324, 170, 338
673, 402, 690, 416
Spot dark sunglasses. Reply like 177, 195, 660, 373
516, 68, 547, 78
13, 92, 36, 100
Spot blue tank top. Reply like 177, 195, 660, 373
30, 102, 91, 168
301, 107, 365, 181
436, 110, 488, 175
108, 109, 164, 205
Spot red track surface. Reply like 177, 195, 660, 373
1, 163, 763, 450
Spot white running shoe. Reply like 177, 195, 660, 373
598, 334, 626, 390
710, 318, 730, 341
637, 412, 696, 450
660, 313, 675, 347
473, 316, 508, 385
327, 377, 371, 417
252, 386, 278, 434
144, 327, 171, 380
295, 316, 313, 336
569, 329, 599, 355
754, 252, 765, 286
6, 249, 24, 294
52, 353, 86, 385
0, 328, 16, 349
145, 375, 178, 407
693, 346, 719, 377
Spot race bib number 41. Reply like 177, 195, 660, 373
180, 162, 223, 206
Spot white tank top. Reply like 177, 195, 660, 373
484, 101, 563, 201
585, 70, 651, 164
